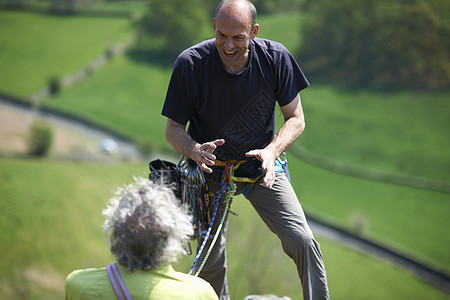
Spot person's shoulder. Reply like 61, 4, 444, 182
65, 267, 108, 299
254, 37, 289, 54
168, 268, 218, 299
177, 39, 216, 65
66, 267, 106, 286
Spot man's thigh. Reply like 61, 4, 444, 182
245, 172, 312, 242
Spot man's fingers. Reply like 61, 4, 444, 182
202, 139, 225, 153
199, 149, 216, 162
200, 163, 213, 173
195, 139, 225, 168
263, 169, 275, 189
213, 139, 225, 147
245, 150, 261, 160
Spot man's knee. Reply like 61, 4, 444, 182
281, 228, 316, 256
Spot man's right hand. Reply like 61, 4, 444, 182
165, 118, 225, 173
191, 139, 225, 173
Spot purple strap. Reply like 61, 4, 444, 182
107, 263, 133, 300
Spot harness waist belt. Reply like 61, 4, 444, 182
214, 159, 261, 183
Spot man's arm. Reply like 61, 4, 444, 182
165, 118, 225, 173
246, 93, 305, 188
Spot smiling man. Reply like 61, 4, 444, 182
213, 0, 258, 74
161, 0, 329, 299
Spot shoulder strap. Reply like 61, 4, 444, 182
107, 263, 133, 300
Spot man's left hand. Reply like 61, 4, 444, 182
245, 148, 277, 189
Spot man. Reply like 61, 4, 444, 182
65, 178, 218, 300
161, 0, 329, 299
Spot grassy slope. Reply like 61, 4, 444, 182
0, 158, 147, 299
299, 87, 450, 183
33, 12, 449, 182
288, 154, 450, 270
0, 9, 449, 298
43, 54, 171, 148
257, 14, 450, 183
2, 10, 448, 181
0, 10, 133, 97
224, 196, 449, 300
0, 158, 448, 300
2, 11, 446, 267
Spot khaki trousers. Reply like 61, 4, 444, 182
195, 172, 330, 300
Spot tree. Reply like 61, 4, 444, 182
140, 0, 211, 58
49, 0, 100, 14
50, 0, 79, 14
2, 0, 33, 8
299, 0, 450, 89
252, 0, 303, 14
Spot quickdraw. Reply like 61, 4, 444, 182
178, 158, 210, 240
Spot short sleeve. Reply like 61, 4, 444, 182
161, 56, 194, 125
275, 46, 309, 107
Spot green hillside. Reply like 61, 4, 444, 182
0, 6, 449, 300
0, 10, 134, 97
0, 158, 448, 300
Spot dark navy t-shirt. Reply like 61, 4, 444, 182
162, 38, 309, 178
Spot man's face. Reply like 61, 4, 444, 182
214, 10, 259, 74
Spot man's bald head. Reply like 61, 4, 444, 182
215, 0, 257, 28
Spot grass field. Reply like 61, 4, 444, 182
0, 157, 448, 300
225, 196, 449, 299
288, 153, 450, 270
0, 10, 134, 97
29, 13, 450, 270
31, 12, 450, 183
1, 7, 449, 300
2, 10, 448, 181
299, 86, 450, 183
43, 54, 171, 148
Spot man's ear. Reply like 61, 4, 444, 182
251, 24, 260, 39
213, 17, 216, 31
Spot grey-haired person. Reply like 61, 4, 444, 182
65, 178, 218, 300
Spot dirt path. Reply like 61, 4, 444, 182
0, 97, 140, 161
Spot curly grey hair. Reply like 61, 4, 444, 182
103, 177, 193, 271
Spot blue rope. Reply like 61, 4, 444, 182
188, 173, 229, 275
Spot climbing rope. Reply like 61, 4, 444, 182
187, 162, 237, 276
193, 162, 237, 276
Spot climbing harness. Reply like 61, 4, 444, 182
214, 159, 261, 184
148, 154, 289, 276
277, 152, 291, 182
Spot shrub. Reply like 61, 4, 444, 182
136, 140, 153, 157
48, 76, 61, 95
28, 121, 54, 157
